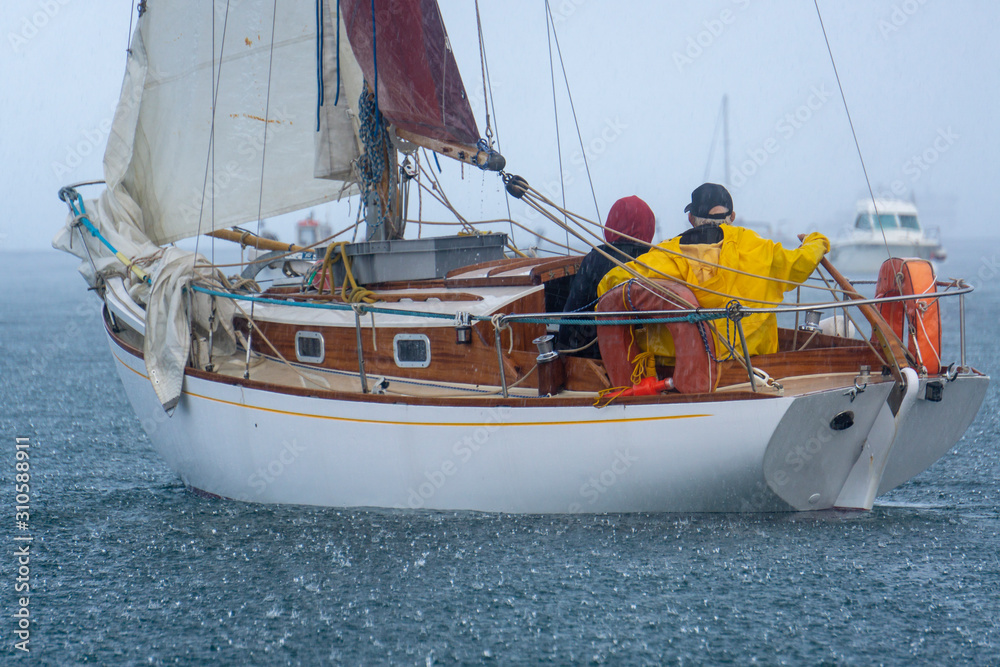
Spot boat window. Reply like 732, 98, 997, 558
854, 214, 872, 230
899, 214, 920, 230
393, 334, 431, 368
295, 331, 325, 363
876, 214, 898, 229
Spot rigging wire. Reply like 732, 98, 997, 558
474, 0, 492, 145
126, 0, 136, 55
416, 151, 424, 238
192, 0, 231, 268
813, 0, 894, 264
544, 1, 602, 228
521, 184, 847, 305
242, 0, 282, 370
254, 0, 280, 241
543, 1, 570, 254
210, 1, 217, 265
474, 0, 515, 243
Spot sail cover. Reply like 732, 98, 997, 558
108, 0, 361, 245
339, 0, 479, 146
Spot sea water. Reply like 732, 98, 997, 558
1, 242, 998, 665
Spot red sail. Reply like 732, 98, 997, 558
341, 0, 480, 146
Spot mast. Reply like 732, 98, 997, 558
338, 0, 503, 241
703, 95, 731, 187
723, 94, 730, 188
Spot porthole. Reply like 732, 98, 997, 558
295, 331, 325, 364
393, 334, 431, 368
830, 410, 854, 431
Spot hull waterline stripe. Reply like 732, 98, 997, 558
111, 350, 712, 427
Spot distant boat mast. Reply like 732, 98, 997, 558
723, 94, 730, 187
704, 94, 731, 188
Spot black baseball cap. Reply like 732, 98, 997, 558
684, 183, 733, 219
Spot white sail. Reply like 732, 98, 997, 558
112, 0, 360, 245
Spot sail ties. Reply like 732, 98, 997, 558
500, 173, 847, 305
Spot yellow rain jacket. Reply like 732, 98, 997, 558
596, 225, 830, 361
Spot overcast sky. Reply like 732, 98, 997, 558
3, 0, 999, 252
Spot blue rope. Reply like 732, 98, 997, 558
315, 0, 324, 131
512, 313, 726, 326
190, 285, 455, 320
474, 138, 498, 171
369, 0, 379, 121
65, 193, 152, 285
334, 0, 341, 106
566, 296, 599, 313
188, 285, 725, 326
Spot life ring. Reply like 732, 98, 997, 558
872, 258, 941, 374
595, 279, 720, 394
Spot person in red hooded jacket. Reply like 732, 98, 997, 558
558, 195, 655, 356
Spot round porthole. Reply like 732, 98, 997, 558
830, 411, 854, 431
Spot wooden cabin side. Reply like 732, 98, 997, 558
233, 256, 881, 395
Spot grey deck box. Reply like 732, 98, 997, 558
327, 233, 507, 285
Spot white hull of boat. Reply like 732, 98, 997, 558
827, 240, 944, 275
104, 321, 987, 513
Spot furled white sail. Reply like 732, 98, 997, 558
114, 0, 361, 245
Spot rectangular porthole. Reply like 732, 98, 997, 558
393, 334, 431, 368
295, 331, 325, 363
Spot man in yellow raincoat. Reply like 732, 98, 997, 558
596, 183, 830, 362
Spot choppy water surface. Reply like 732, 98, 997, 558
2, 243, 998, 665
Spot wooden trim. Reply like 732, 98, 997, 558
445, 257, 529, 278
718, 345, 883, 386
565, 357, 611, 389
104, 307, 774, 409
395, 127, 499, 169
776, 327, 869, 351
445, 255, 581, 285
262, 289, 484, 303
440, 276, 540, 288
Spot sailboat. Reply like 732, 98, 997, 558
54, 1, 988, 513
827, 199, 947, 274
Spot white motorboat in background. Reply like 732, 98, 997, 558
827, 199, 946, 274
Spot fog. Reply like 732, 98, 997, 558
4, 0, 998, 252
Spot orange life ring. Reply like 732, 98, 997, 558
872, 258, 941, 374
595, 279, 720, 394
